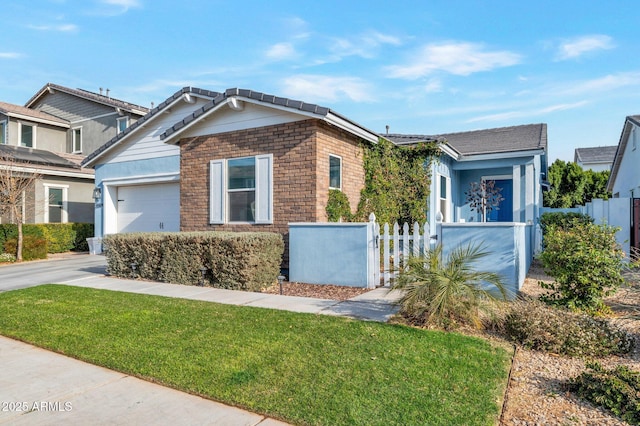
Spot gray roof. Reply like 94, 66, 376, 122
82, 87, 221, 166
387, 123, 548, 157
0, 144, 87, 171
25, 83, 150, 116
574, 146, 617, 164
0, 101, 69, 126
160, 88, 354, 141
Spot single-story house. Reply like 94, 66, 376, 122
84, 87, 548, 263
574, 146, 617, 172
608, 115, 640, 198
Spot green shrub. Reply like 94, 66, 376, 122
539, 211, 593, 237
393, 243, 508, 330
0, 223, 93, 254
104, 232, 284, 291
0, 253, 16, 263
569, 362, 640, 424
326, 189, 353, 222
4, 236, 48, 261
502, 299, 633, 357
539, 219, 625, 314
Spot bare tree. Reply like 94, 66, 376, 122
465, 180, 504, 222
0, 149, 41, 261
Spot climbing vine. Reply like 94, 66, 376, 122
327, 137, 437, 224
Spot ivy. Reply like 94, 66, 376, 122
326, 189, 353, 222
355, 138, 439, 224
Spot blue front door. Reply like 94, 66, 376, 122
487, 179, 513, 222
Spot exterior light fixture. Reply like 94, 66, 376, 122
130, 262, 138, 279
92, 187, 102, 202
199, 266, 208, 286
277, 275, 286, 295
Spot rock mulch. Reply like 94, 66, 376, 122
261, 281, 372, 301
500, 264, 640, 425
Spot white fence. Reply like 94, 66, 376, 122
375, 217, 435, 287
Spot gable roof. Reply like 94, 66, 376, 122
0, 101, 69, 128
387, 123, 547, 159
160, 88, 382, 145
574, 146, 617, 164
607, 115, 640, 192
82, 87, 221, 167
25, 83, 150, 116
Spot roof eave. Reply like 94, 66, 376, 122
456, 148, 546, 162
6, 111, 70, 128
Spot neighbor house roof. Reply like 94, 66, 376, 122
388, 123, 547, 159
160, 88, 383, 145
574, 146, 617, 165
0, 101, 69, 128
607, 115, 640, 192
82, 87, 222, 167
0, 144, 93, 178
25, 83, 150, 116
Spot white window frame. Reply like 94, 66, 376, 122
329, 154, 342, 190
117, 116, 129, 134
437, 174, 450, 222
209, 154, 273, 225
43, 184, 68, 223
18, 121, 36, 148
0, 120, 6, 145
72, 126, 82, 153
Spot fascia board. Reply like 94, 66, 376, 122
0, 164, 94, 179
456, 148, 545, 162
8, 112, 69, 128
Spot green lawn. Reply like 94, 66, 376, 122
0, 285, 511, 426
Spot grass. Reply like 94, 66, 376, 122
0, 285, 511, 426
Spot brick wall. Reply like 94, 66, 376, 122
179, 118, 366, 264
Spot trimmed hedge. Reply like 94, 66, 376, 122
4, 235, 48, 261
104, 232, 284, 291
0, 223, 94, 254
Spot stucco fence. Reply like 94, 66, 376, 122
289, 219, 534, 297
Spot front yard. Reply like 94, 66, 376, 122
0, 284, 511, 426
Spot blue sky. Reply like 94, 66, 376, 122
2, 0, 639, 163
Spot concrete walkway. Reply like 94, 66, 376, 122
0, 254, 401, 425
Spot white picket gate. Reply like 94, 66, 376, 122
372, 216, 435, 287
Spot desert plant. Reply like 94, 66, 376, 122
569, 362, 640, 424
392, 243, 509, 329
501, 299, 633, 357
539, 219, 625, 314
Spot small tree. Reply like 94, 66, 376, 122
0, 150, 41, 261
465, 180, 504, 222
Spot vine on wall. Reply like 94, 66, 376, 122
326, 137, 440, 224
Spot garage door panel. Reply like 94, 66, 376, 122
117, 183, 179, 233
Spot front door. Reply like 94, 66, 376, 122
487, 179, 513, 222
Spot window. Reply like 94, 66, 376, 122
0, 121, 6, 144
44, 185, 68, 223
117, 116, 129, 133
72, 127, 82, 153
438, 175, 449, 222
19, 122, 35, 148
210, 154, 273, 224
329, 155, 342, 190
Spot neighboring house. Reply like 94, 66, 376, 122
84, 87, 548, 267
608, 115, 640, 198
388, 123, 548, 233
0, 83, 148, 225
574, 146, 617, 172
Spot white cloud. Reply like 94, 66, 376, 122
28, 24, 77, 32
423, 79, 442, 93
466, 101, 589, 123
559, 72, 640, 95
556, 35, 614, 60
265, 43, 297, 61
329, 31, 402, 60
387, 42, 521, 79
0, 52, 23, 59
91, 0, 141, 15
281, 75, 373, 103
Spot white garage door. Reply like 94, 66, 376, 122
117, 183, 180, 233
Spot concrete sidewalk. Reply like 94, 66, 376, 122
0, 254, 402, 425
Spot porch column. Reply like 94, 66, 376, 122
525, 163, 534, 222
512, 165, 521, 222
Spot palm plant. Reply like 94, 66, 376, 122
392, 243, 510, 329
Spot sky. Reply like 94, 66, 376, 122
1, 0, 639, 163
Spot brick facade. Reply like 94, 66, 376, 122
179, 118, 366, 264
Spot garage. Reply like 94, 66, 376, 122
116, 183, 180, 233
